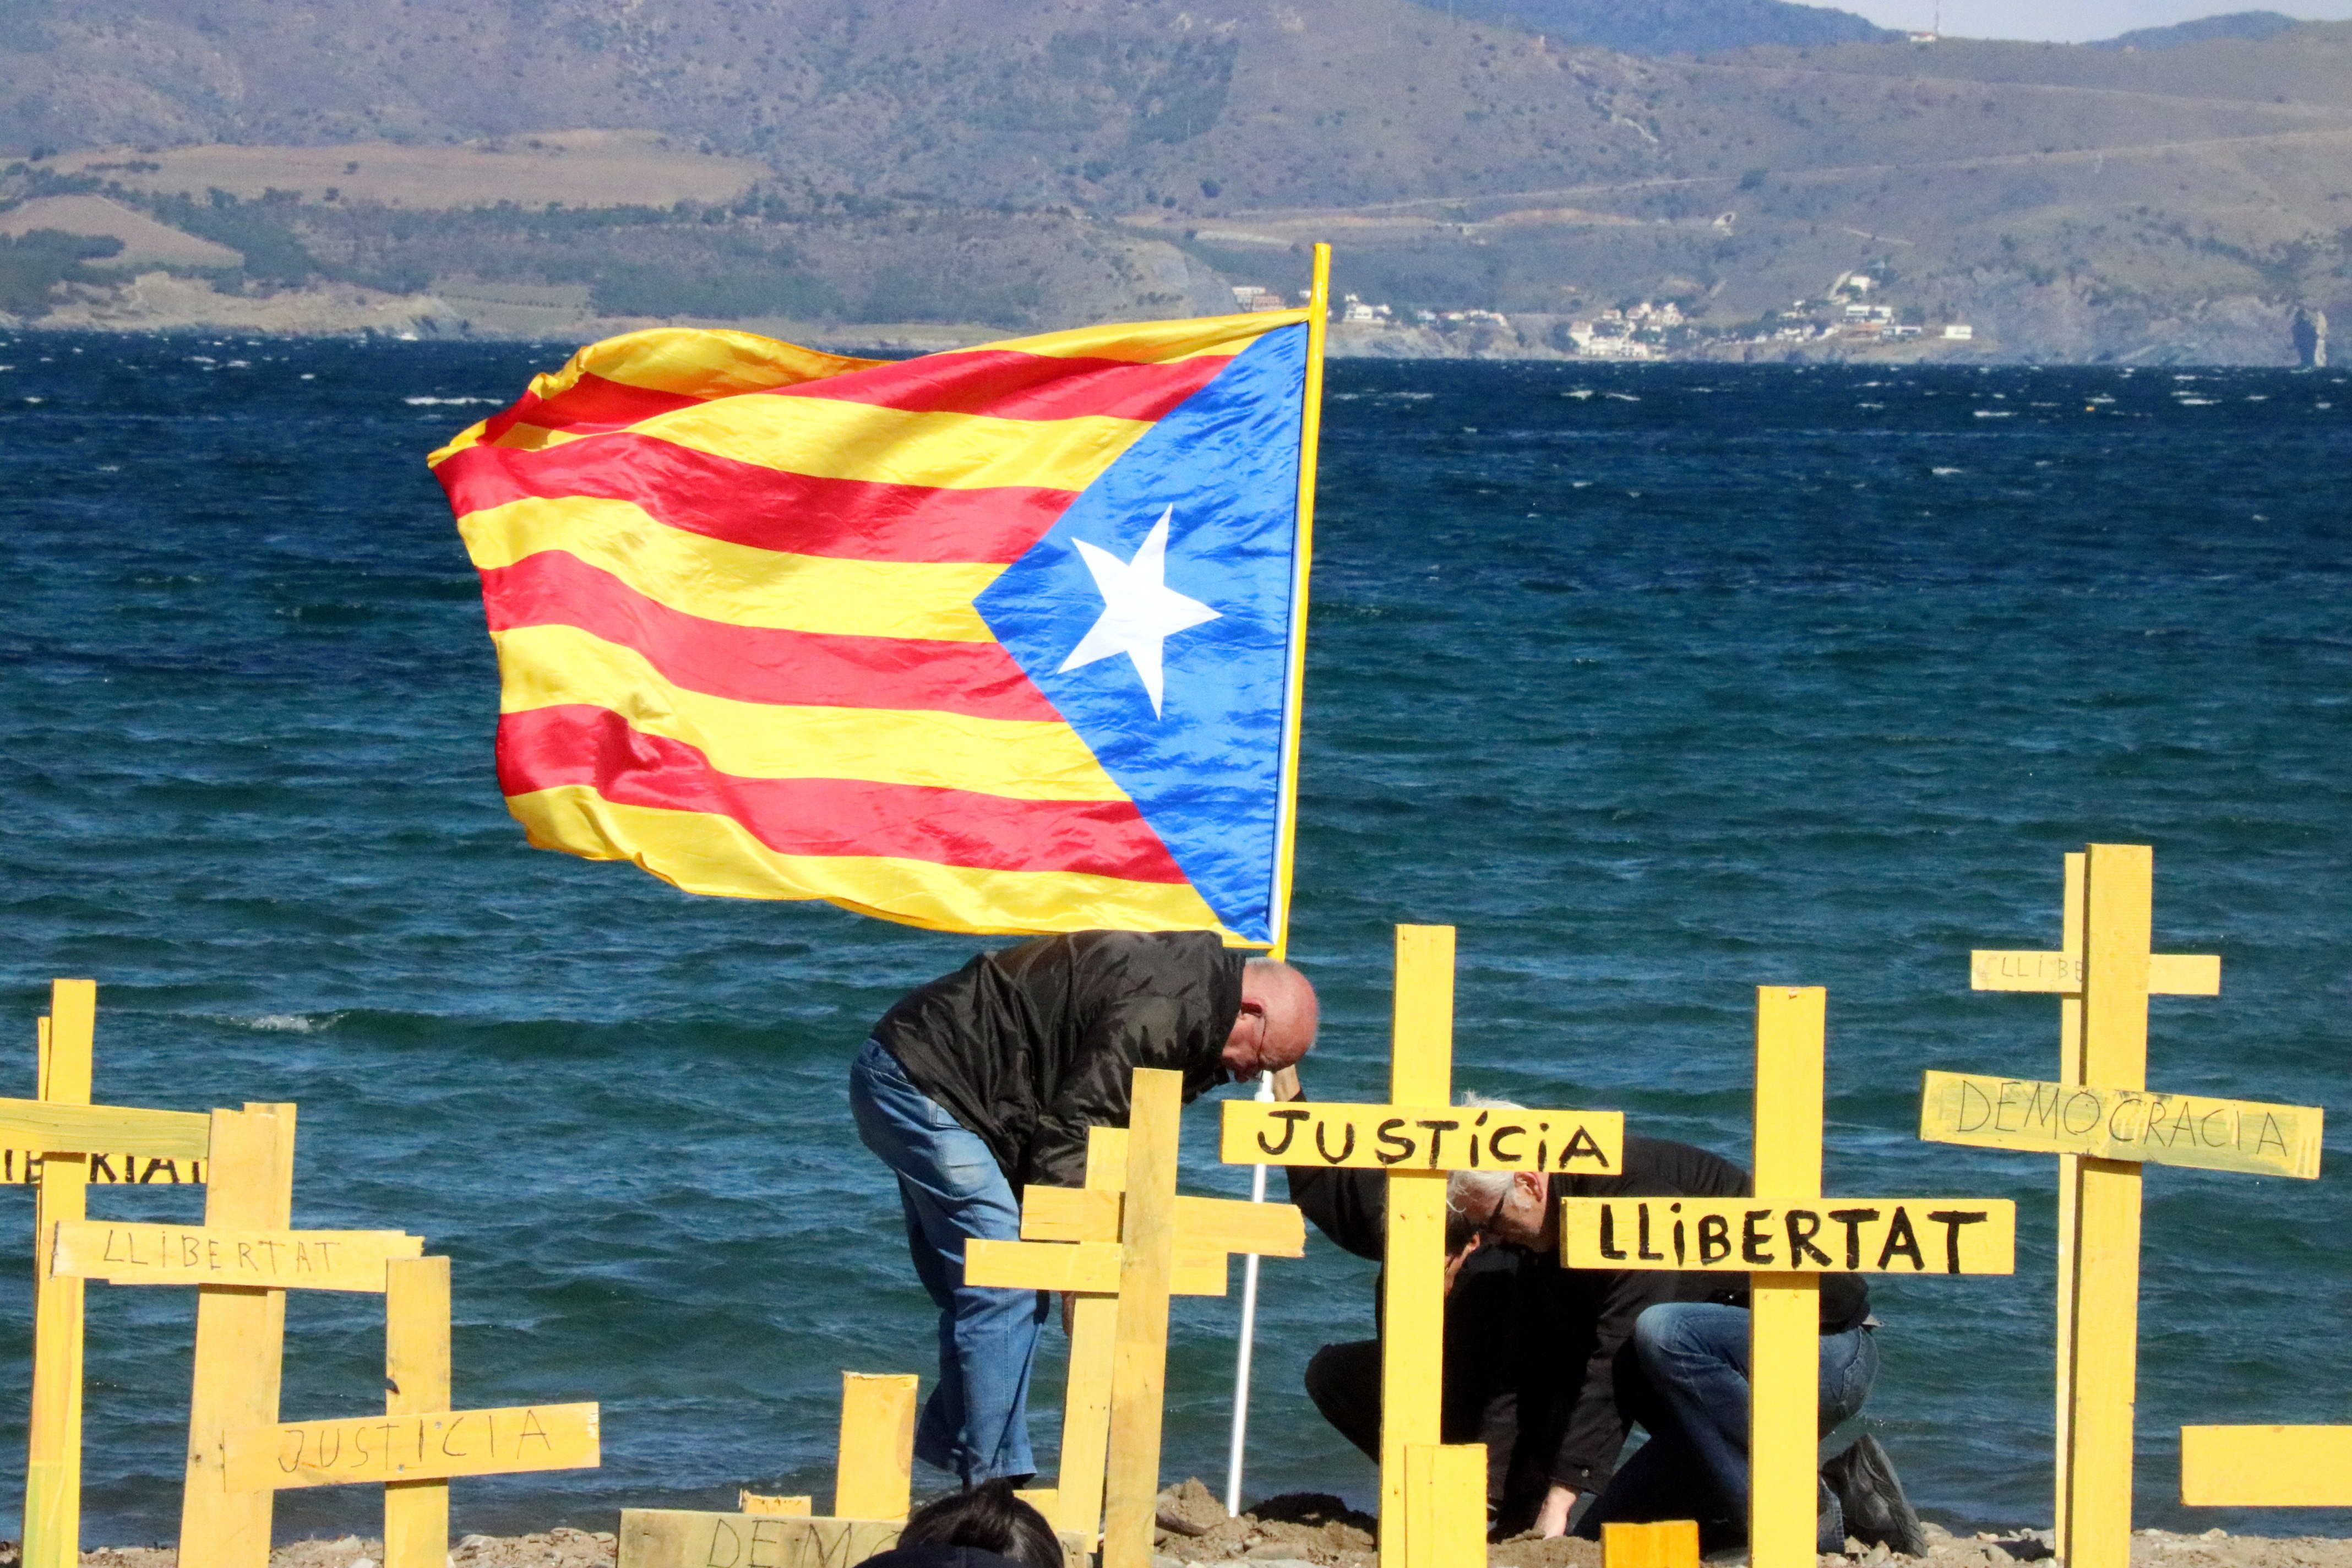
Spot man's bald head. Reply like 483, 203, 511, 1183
1222, 957, 1318, 1079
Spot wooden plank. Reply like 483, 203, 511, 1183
1381, 925, 1454, 1568
1558, 1197, 2017, 1274
1603, 1520, 1700, 1568
1100, 1068, 1183, 1568
1918, 1071, 2320, 1178
0, 1148, 206, 1185
2062, 844, 2153, 1568
384, 1256, 453, 1568
2055, 850, 2086, 1563
1042, 1129, 1127, 1543
25, 982, 95, 1568
0, 1097, 213, 1159
1019, 1186, 1308, 1257
618, 1511, 902, 1568
1968, 951, 2219, 996
2180, 1427, 2352, 1506
741, 1494, 814, 1516
1221, 1102, 1623, 1175
222, 1402, 601, 1490
963, 1239, 1229, 1297
180, 1103, 296, 1568
1749, 987, 1825, 1568
833, 1373, 916, 1522
1402, 1444, 1485, 1568
52, 1222, 424, 1291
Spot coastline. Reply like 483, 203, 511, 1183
2, 271, 2318, 367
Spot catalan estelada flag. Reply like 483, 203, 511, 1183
429, 306, 1320, 946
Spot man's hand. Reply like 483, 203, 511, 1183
1533, 1485, 1577, 1539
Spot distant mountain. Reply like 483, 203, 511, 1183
2089, 10, 2302, 51
1408, 0, 1896, 55
3, 0, 2350, 360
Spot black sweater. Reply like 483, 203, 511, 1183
1289, 1136, 1870, 1493
873, 930, 1243, 1189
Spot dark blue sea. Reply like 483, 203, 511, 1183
3, 335, 2349, 1546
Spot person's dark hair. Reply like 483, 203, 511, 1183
899, 1478, 1061, 1568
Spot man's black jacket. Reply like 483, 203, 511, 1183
873, 930, 1243, 1189
1288, 1135, 1870, 1495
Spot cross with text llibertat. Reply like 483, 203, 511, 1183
1560, 987, 2016, 1568
1220, 925, 1627, 1568
1924, 843, 2321, 1567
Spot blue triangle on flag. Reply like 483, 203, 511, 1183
974, 325, 1306, 943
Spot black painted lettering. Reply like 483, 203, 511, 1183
2257, 1114, 2289, 1156
102, 1227, 128, 1263
1637, 1202, 1665, 1261
1697, 1213, 1732, 1265
1374, 1119, 1414, 1166
2062, 1090, 2101, 1135
1786, 1209, 1831, 1267
1741, 1210, 1774, 1265
1826, 1208, 1879, 1270
1559, 1125, 1610, 1169
278, 1428, 305, 1474
1414, 1120, 1460, 1167
1256, 1110, 1307, 1158
1488, 1123, 1526, 1165
442, 1414, 471, 1458
704, 1517, 744, 1568
1925, 1211, 1990, 1275
520, 1407, 553, 1451
1876, 1206, 1926, 1271
1956, 1078, 1991, 1133
1598, 1205, 1627, 1260
1315, 1120, 1358, 1164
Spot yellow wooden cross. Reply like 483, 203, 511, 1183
966, 1081, 1305, 1559
44, 1134, 429, 1568
1964, 848, 2222, 1555
8, 979, 219, 1568
1928, 845, 2298, 1568
736, 1370, 922, 1520
1561, 986, 2015, 1568
1219, 925, 1626, 1568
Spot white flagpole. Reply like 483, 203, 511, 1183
1225, 1069, 1277, 1516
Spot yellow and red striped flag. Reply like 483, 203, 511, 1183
431, 308, 1317, 944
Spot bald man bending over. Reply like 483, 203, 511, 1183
850, 930, 1317, 1487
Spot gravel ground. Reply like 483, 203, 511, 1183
10, 1493, 2346, 1568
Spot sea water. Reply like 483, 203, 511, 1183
3, 337, 2349, 1544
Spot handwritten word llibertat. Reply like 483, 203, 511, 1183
1222, 1102, 1624, 1172
1919, 1070, 2321, 1179
49, 1222, 422, 1292
1559, 1197, 2017, 1275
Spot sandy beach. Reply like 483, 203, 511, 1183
34, 1484, 2352, 1568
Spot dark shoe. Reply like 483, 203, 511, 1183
1823, 1435, 1925, 1557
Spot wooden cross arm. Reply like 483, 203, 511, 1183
2181, 1426, 2352, 1507
964, 1239, 1229, 1296
51, 1221, 424, 1292
221, 1403, 600, 1490
1559, 1197, 2017, 1275
1969, 950, 2219, 996
622, 1513, 907, 1568
1017, 1187, 1306, 1257
1919, 1070, 2322, 1179
1221, 1100, 1625, 1173
0, 1097, 211, 1158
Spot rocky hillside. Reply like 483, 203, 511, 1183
3, 0, 2349, 360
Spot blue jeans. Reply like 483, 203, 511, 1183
1580, 1302, 1877, 1551
848, 1038, 1049, 1484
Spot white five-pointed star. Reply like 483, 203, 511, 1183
1057, 506, 1221, 716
